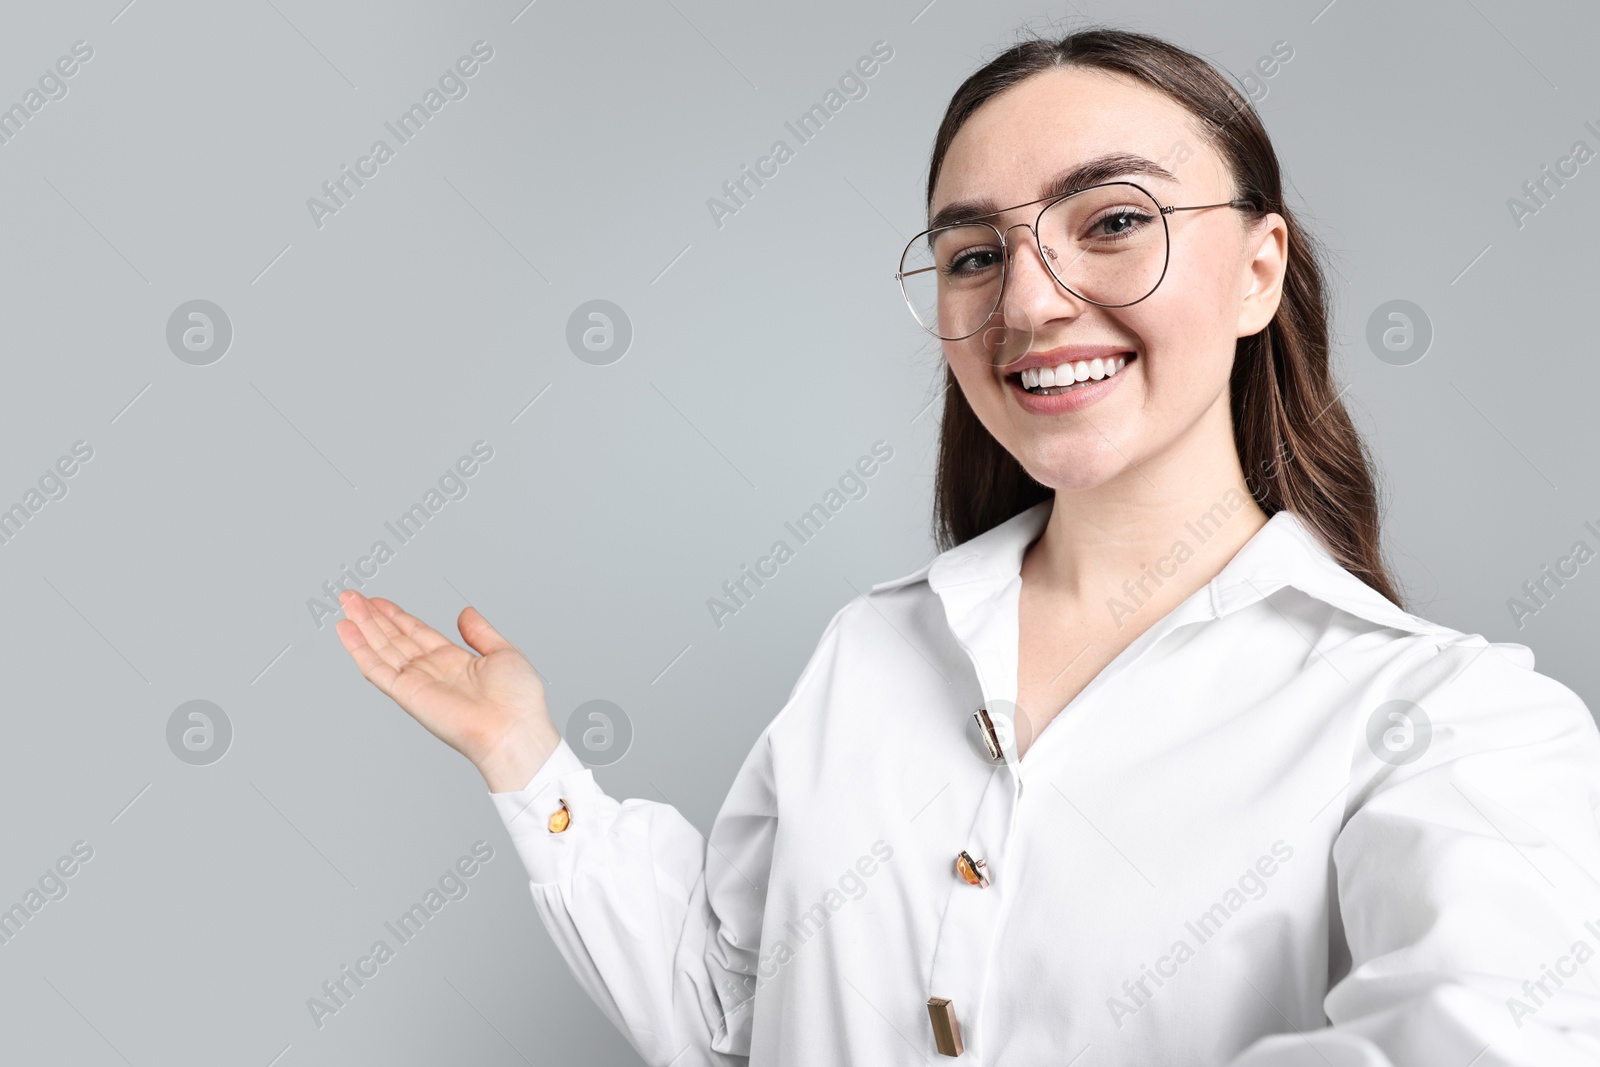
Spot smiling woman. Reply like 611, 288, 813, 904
335, 22, 1600, 1067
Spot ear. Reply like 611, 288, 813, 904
1236, 212, 1289, 338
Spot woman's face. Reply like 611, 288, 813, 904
929, 66, 1287, 494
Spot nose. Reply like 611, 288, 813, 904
995, 221, 1084, 344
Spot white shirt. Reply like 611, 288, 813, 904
489, 500, 1600, 1066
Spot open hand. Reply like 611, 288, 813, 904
334, 589, 561, 792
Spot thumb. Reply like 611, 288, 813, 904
458, 605, 518, 658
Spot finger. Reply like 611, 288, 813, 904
367, 597, 454, 656
334, 617, 402, 696
359, 598, 428, 662
339, 591, 411, 674
458, 605, 520, 658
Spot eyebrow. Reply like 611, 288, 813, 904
928, 152, 1180, 230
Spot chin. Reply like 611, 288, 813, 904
1012, 440, 1128, 494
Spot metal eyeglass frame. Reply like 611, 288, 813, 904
895, 180, 1256, 341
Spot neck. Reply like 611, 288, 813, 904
1022, 400, 1270, 612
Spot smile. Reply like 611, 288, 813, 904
1012, 354, 1134, 395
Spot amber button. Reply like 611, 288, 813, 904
955, 850, 989, 887
548, 798, 571, 833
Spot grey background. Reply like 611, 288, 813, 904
0, 0, 1594, 1063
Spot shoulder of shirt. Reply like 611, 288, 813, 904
1240, 512, 1455, 636
1247, 511, 1550, 676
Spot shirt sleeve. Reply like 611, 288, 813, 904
1225, 637, 1600, 1066
487, 732, 771, 1066
486, 603, 850, 1067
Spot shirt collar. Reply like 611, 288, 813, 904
874, 498, 1447, 639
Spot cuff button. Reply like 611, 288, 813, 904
548, 798, 571, 833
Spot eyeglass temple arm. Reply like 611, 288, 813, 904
1161, 198, 1256, 215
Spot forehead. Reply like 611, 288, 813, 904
931, 65, 1226, 213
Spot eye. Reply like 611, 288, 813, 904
944, 246, 1002, 276
1086, 208, 1155, 242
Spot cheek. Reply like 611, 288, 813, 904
943, 343, 999, 401
941, 343, 1023, 443
1134, 278, 1241, 392
1161, 262, 1231, 331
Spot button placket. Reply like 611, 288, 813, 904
925, 765, 1018, 1060
924, 559, 1028, 1060
918, 505, 1234, 1059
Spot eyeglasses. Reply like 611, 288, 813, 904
895, 181, 1255, 341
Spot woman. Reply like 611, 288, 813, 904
336, 26, 1600, 1066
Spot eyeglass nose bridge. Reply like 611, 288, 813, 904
998, 221, 1045, 259
996, 220, 1068, 301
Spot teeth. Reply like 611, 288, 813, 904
1016, 354, 1132, 393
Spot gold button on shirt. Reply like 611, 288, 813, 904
489, 500, 1600, 1065
547, 798, 570, 834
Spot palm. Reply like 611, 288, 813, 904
335, 591, 551, 767
391, 642, 540, 750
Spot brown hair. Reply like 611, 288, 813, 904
926, 25, 1402, 607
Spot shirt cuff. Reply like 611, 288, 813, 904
488, 737, 601, 886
